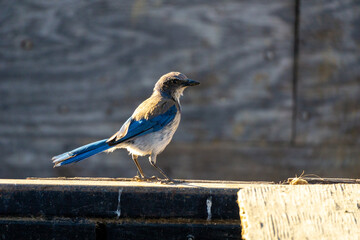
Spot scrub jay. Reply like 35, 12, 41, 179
52, 72, 199, 181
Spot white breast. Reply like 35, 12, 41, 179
123, 112, 181, 156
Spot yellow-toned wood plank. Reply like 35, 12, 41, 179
238, 184, 360, 240
0, 177, 272, 189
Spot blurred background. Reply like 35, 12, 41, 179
0, 0, 359, 181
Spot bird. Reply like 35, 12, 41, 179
52, 72, 199, 181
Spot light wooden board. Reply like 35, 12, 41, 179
238, 184, 360, 240
0, 178, 272, 189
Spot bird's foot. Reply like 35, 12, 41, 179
132, 175, 144, 182
158, 178, 184, 185
132, 175, 183, 184
158, 178, 173, 184
132, 175, 159, 182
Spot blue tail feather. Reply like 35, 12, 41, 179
52, 139, 111, 167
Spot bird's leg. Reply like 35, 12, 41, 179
149, 154, 173, 182
131, 154, 145, 179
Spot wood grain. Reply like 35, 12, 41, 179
0, 0, 294, 141
0, 0, 295, 179
1, 139, 360, 182
238, 184, 360, 240
1, 0, 359, 181
296, 0, 360, 145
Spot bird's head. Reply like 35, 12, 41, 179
154, 72, 199, 100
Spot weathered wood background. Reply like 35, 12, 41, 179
0, 0, 359, 181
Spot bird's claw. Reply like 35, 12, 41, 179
132, 175, 143, 181
132, 175, 160, 182
132, 175, 181, 184
159, 178, 184, 185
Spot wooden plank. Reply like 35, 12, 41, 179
0, 179, 245, 239
159, 144, 360, 181
238, 184, 360, 240
1, 142, 360, 181
0, 218, 96, 240
105, 219, 241, 240
296, 0, 360, 145
0, 178, 262, 220
0, 217, 241, 240
0, 178, 271, 189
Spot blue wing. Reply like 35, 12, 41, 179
107, 105, 177, 146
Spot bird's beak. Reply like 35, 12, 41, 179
184, 79, 200, 86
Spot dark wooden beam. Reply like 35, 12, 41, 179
0, 178, 272, 239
